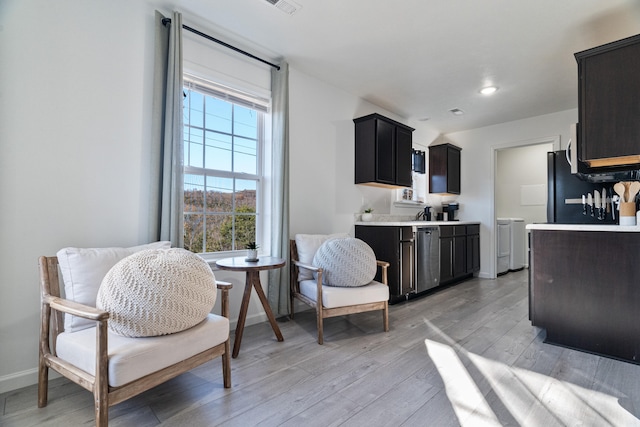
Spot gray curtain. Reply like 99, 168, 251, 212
150, 11, 184, 247
268, 62, 290, 316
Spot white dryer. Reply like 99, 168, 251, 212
497, 218, 510, 275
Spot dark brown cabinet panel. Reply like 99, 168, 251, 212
466, 224, 480, 273
429, 143, 461, 194
440, 224, 477, 284
530, 229, 640, 364
355, 225, 413, 303
354, 113, 414, 188
575, 34, 640, 168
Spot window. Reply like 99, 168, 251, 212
182, 75, 269, 254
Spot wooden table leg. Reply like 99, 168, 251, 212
232, 275, 253, 358
249, 271, 284, 342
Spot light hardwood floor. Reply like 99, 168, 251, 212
3, 269, 640, 426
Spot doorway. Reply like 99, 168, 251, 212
490, 136, 560, 278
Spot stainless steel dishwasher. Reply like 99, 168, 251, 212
414, 226, 440, 292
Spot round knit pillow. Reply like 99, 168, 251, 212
312, 237, 376, 287
96, 248, 216, 337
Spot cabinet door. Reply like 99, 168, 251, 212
447, 146, 461, 194
466, 234, 480, 273
439, 237, 453, 282
578, 37, 640, 164
396, 126, 413, 187
453, 235, 466, 278
429, 144, 461, 194
375, 119, 396, 184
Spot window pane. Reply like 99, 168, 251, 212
235, 179, 257, 247
234, 105, 257, 139
205, 176, 233, 213
205, 131, 232, 171
186, 127, 204, 168
184, 213, 204, 253
189, 91, 204, 128
206, 214, 233, 252
184, 174, 205, 214
234, 214, 256, 249
205, 97, 232, 133
234, 136, 257, 174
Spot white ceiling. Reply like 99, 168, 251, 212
169, 0, 640, 133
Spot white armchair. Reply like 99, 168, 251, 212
289, 234, 390, 344
37, 244, 232, 427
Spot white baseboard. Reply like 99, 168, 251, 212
0, 367, 60, 394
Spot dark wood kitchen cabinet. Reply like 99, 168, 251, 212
530, 228, 640, 364
466, 224, 481, 273
429, 143, 461, 194
354, 113, 414, 188
355, 225, 413, 304
575, 33, 640, 168
440, 224, 479, 285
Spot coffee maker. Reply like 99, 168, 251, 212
442, 203, 459, 221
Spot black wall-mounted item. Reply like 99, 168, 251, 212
412, 149, 425, 174
354, 113, 414, 188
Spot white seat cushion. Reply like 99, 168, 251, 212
299, 279, 389, 308
56, 313, 229, 387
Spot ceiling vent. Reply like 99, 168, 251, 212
264, 0, 302, 15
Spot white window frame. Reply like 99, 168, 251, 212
183, 74, 271, 261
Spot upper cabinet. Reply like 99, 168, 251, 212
429, 143, 461, 194
575, 34, 640, 168
354, 113, 414, 188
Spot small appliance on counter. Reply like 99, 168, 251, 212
415, 206, 432, 221
442, 203, 459, 221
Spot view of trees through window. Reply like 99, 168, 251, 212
183, 84, 261, 253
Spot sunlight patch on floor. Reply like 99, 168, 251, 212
423, 319, 639, 426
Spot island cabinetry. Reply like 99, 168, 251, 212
354, 113, 414, 188
429, 143, 461, 194
530, 229, 640, 363
576, 33, 640, 168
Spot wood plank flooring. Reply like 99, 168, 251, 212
3, 269, 640, 426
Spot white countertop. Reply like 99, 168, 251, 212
355, 220, 480, 226
527, 223, 640, 232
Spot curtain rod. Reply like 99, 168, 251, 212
162, 18, 281, 71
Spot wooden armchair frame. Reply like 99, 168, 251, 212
37, 256, 232, 427
289, 239, 390, 344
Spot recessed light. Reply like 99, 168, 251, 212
480, 86, 498, 95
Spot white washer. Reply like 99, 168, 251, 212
508, 218, 525, 271
497, 218, 510, 275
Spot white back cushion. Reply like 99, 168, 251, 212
294, 233, 348, 281
56, 241, 171, 332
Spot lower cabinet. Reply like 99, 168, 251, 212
355, 225, 413, 303
440, 224, 480, 285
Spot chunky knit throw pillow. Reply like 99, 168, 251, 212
312, 238, 376, 287
96, 248, 217, 337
